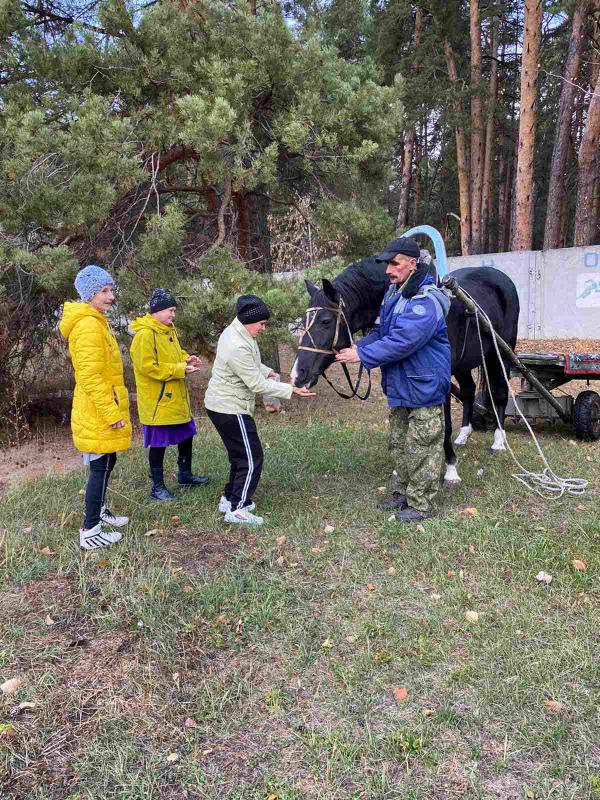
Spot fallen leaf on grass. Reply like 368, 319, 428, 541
543, 699, 563, 713
166, 752, 179, 763
422, 708, 435, 717
182, 584, 193, 593
275, 556, 284, 565
393, 687, 409, 703
468, 544, 476, 554
366, 583, 375, 591
23, 527, 32, 534
321, 638, 333, 649
430, 593, 442, 600
144, 529, 161, 537
387, 566, 396, 575
324, 524, 335, 534
572, 559, 587, 572
311, 547, 322, 553
45, 615, 55, 626
39, 546, 56, 556
461, 507, 479, 517
346, 635, 358, 643
184, 717, 198, 729
266, 794, 279, 800
387, 514, 396, 523
576, 504, 586, 511
416, 524, 425, 533
464, 610, 479, 623
1, 677, 22, 695
276, 535, 286, 546
447, 569, 456, 578
171, 516, 180, 524
377, 486, 387, 493
18, 702, 36, 710
536, 571, 553, 585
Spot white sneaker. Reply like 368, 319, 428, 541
80, 523, 123, 550
100, 506, 129, 527
218, 496, 255, 514
224, 508, 264, 526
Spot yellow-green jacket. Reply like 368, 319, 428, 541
59, 302, 132, 454
129, 314, 193, 425
204, 317, 293, 416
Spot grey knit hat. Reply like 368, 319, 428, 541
74, 265, 114, 302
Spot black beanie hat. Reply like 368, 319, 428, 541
236, 294, 271, 324
150, 288, 177, 313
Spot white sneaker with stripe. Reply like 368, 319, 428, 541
100, 506, 129, 527
218, 496, 255, 514
224, 508, 264, 526
79, 523, 123, 550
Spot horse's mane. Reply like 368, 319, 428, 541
332, 256, 389, 312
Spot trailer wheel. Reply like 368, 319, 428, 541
574, 390, 600, 441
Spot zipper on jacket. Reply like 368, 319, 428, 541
152, 382, 166, 421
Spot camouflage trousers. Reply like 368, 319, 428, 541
388, 404, 445, 513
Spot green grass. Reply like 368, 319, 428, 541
1, 402, 599, 800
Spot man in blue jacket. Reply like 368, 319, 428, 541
336, 236, 451, 523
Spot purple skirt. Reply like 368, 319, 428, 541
143, 419, 197, 448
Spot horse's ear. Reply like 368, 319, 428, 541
305, 279, 318, 297
322, 278, 340, 304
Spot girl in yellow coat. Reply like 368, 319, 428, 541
59, 265, 132, 550
130, 288, 209, 501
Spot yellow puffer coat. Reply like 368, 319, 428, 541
59, 302, 132, 454
129, 314, 193, 426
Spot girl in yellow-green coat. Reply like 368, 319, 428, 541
130, 288, 209, 501
59, 265, 132, 550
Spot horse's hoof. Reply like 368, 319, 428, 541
454, 425, 473, 447
490, 446, 507, 454
444, 465, 462, 484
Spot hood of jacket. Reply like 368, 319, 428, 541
130, 313, 174, 335
59, 301, 108, 339
409, 274, 451, 319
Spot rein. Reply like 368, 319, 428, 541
297, 299, 371, 401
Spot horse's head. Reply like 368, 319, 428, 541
292, 278, 352, 388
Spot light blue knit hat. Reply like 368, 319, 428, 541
74, 265, 114, 302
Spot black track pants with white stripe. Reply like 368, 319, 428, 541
206, 409, 264, 510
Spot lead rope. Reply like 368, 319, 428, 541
461, 287, 588, 498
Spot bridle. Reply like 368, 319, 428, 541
296, 298, 371, 400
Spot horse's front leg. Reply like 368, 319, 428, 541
454, 369, 476, 446
443, 393, 461, 483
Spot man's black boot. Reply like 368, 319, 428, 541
150, 466, 177, 501
377, 492, 408, 511
394, 506, 433, 523
177, 456, 209, 487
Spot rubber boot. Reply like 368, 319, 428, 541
150, 466, 176, 501
177, 455, 209, 487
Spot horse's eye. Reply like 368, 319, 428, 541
321, 317, 333, 325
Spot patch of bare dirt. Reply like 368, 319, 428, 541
0, 428, 82, 495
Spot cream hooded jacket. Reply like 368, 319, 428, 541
204, 318, 293, 416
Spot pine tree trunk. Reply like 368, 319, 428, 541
396, 128, 415, 230
497, 141, 509, 252
574, 70, 600, 245
544, 2, 587, 250
444, 39, 472, 255
512, 0, 543, 251
396, 7, 423, 232
469, 0, 484, 253
481, 19, 498, 253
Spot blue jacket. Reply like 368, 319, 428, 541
356, 275, 451, 408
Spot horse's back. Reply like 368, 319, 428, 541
450, 266, 519, 346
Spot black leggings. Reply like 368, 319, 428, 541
148, 436, 193, 469
84, 453, 117, 530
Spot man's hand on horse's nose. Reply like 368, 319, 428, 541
336, 346, 361, 364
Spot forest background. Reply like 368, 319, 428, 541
1, 0, 600, 415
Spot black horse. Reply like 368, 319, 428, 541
291, 256, 520, 483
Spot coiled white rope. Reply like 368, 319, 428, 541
459, 286, 588, 499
